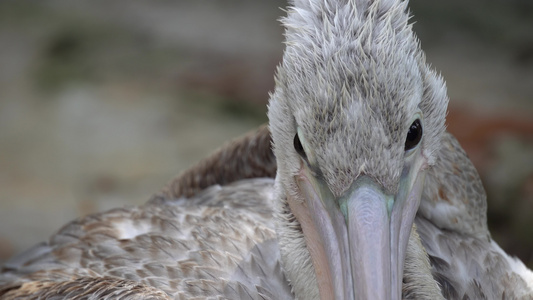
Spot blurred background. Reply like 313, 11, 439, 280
0, 0, 532, 268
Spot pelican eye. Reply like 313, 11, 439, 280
404, 119, 423, 151
294, 133, 308, 161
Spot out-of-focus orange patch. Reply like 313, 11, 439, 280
446, 104, 533, 170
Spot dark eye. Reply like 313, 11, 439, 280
294, 133, 308, 161
405, 119, 422, 151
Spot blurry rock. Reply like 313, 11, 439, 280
0, 237, 14, 263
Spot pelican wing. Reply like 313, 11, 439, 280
0, 176, 292, 299
416, 132, 533, 299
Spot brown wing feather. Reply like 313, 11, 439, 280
159, 124, 276, 200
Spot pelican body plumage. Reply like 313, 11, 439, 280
1, 0, 532, 299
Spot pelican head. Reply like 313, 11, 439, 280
268, 0, 448, 299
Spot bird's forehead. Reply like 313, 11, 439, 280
292, 73, 422, 196
282, 40, 423, 195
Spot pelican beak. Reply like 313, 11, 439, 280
292, 162, 426, 300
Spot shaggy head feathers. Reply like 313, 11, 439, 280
269, 0, 448, 196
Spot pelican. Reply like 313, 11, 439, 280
1, 0, 532, 299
